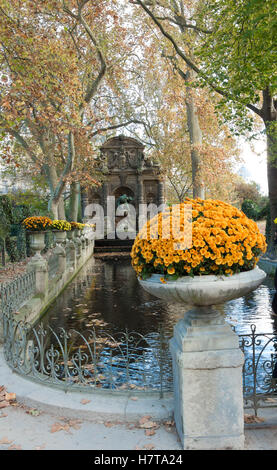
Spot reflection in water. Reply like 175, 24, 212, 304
41, 257, 277, 393
43, 257, 276, 337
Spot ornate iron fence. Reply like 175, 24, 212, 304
2, 308, 277, 414
238, 325, 277, 416
0, 270, 36, 316
2, 312, 172, 397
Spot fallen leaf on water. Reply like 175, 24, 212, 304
130, 397, 138, 401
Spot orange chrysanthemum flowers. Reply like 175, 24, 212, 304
131, 198, 267, 280
22, 216, 53, 232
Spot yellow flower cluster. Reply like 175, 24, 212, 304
69, 221, 85, 230
51, 220, 72, 231
131, 198, 267, 280
22, 217, 88, 232
22, 216, 52, 231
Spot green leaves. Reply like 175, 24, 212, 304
195, 0, 277, 124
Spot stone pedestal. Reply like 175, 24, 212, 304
170, 307, 245, 450
53, 244, 66, 274
27, 256, 48, 299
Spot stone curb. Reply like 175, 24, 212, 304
0, 348, 174, 423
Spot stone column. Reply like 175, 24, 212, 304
102, 183, 108, 217
170, 307, 245, 450
81, 188, 89, 219
158, 179, 165, 206
137, 177, 144, 205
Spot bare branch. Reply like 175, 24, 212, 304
89, 119, 149, 138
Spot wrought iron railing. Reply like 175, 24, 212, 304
0, 270, 36, 316
238, 325, 277, 415
2, 308, 277, 414
2, 312, 172, 397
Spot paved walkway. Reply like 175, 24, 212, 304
1, 348, 277, 451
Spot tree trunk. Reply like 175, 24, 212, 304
49, 200, 59, 219
58, 198, 66, 220
45, 165, 65, 220
69, 182, 80, 222
1, 238, 6, 267
266, 130, 277, 252
185, 76, 205, 199
262, 88, 277, 253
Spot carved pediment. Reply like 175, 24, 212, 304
100, 135, 159, 172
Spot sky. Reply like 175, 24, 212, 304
237, 136, 268, 195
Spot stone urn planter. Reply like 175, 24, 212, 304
28, 231, 47, 258
132, 198, 268, 450
52, 230, 67, 245
139, 267, 266, 306
139, 267, 266, 450
67, 230, 75, 241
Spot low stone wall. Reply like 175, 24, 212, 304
258, 257, 277, 277
0, 232, 95, 341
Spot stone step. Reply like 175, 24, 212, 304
94, 246, 131, 253
95, 238, 134, 248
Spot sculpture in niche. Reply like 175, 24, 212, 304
116, 193, 134, 208
86, 135, 165, 221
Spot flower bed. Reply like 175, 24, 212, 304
131, 198, 267, 280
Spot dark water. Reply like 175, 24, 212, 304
40, 257, 277, 394
42, 257, 276, 336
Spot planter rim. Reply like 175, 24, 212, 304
138, 266, 267, 306
141, 266, 264, 284
27, 230, 48, 234
51, 229, 69, 233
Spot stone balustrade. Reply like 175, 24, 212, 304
0, 229, 95, 340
